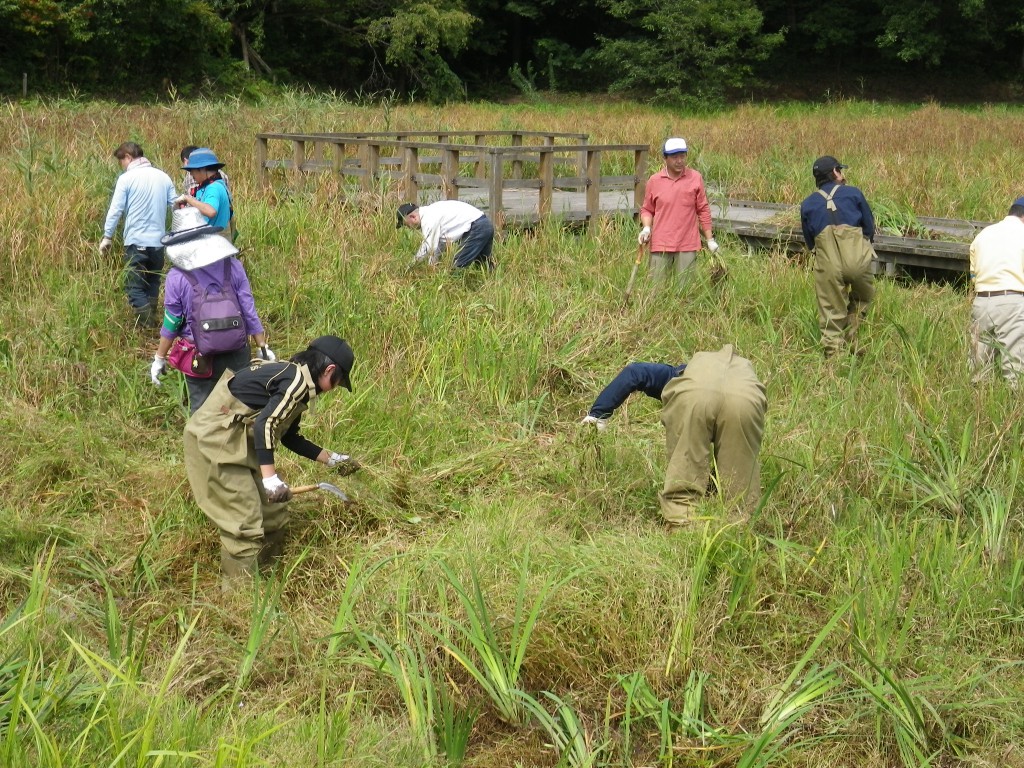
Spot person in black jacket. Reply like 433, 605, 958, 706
183, 335, 360, 588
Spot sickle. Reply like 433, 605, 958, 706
290, 482, 349, 501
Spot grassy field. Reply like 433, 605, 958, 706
3, 93, 1024, 767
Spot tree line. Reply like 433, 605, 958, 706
3, 0, 1021, 103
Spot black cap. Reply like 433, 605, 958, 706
309, 336, 354, 391
812, 155, 848, 184
396, 203, 418, 228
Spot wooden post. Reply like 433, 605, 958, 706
292, 139, 305, 189
332, 141, 345, 181
634, 148, 649, 215
538, 148, 553, 219
442, 147, 459, 200
585, 149, 601, 231
577, 135, 588, 182
511, 133, 523, 179
404, 146, 420, 202
362, 142, 380, 193
256, 136, 269, 189
474, 133, 486, 180
489, 150, 504, 230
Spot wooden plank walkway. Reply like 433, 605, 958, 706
442, 189, 977, 275
256, 131, 980, 274
712, 199, 977, 275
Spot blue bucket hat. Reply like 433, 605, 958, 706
182, 147, 225, 171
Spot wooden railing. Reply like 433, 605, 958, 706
255, 132, 650, 228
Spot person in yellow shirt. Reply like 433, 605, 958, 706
969, 197, 1024, 385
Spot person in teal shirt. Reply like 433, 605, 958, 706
176, 148, 234, 235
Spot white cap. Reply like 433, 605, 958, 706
663, 137, 688, 155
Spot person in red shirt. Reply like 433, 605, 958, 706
638, 137, 718, 280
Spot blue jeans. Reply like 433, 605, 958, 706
452, 216, 495, 269
185, 345, 253, 415
123, 245, 165, 309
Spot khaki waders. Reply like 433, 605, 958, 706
659, 345, 767, 525
183, 369, 306, 587
813, 215, 876, 356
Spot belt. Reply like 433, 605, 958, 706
976, 290, 1024, 297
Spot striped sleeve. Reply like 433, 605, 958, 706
253, 364, 309, 464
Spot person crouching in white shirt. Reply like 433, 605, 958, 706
397, 200, 495, 270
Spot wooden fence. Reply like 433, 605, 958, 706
255, 131, 651, 228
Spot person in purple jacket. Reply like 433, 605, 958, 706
147, 207, 273, 413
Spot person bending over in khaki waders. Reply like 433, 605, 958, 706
184, 335, 361, 589
581, 345, 767, 526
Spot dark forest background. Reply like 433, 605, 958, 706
3, 0, 1023, 103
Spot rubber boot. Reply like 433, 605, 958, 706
258, 529, 287, 570
220, 550, 258, 592
132, 303, 155, 331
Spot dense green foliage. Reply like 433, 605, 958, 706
3, 96, 1024, 765
3, 0, 1023, 101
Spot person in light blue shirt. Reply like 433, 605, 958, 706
99, 141, 177, 327
176, 148, 233, 235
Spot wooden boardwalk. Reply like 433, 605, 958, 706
714, 200, 978, 275
256, 131, 979, 274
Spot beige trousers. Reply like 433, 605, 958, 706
659, 346, 767, 524
650, 251, 698, 280
970, 294, 1024, 385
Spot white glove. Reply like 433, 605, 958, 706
99, 237, 113, 255
637, 226, 651, 245
259, 346, 276, 362
262, 474, 292, 503
706, 238, 719, 253
327, 452, 361, 475
174, 194, 190, 206
149, 355, 166, 386
580, 415, 608, 431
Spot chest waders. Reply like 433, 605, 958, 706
813, 187, 876, 355
658, 345, 767, 525
183, 366, 308, 586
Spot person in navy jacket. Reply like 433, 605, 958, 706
581, 347, 767, 526
799, 155, 876, 356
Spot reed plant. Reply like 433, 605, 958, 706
4, 95, 1024, 766
419, 554, 575, 727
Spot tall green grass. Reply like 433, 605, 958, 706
2, 95, 1024, 765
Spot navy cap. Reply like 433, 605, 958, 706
812, 155, 848, 182
396, 203, 418, 228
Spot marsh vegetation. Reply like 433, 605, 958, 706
2, 94, 1023, 766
